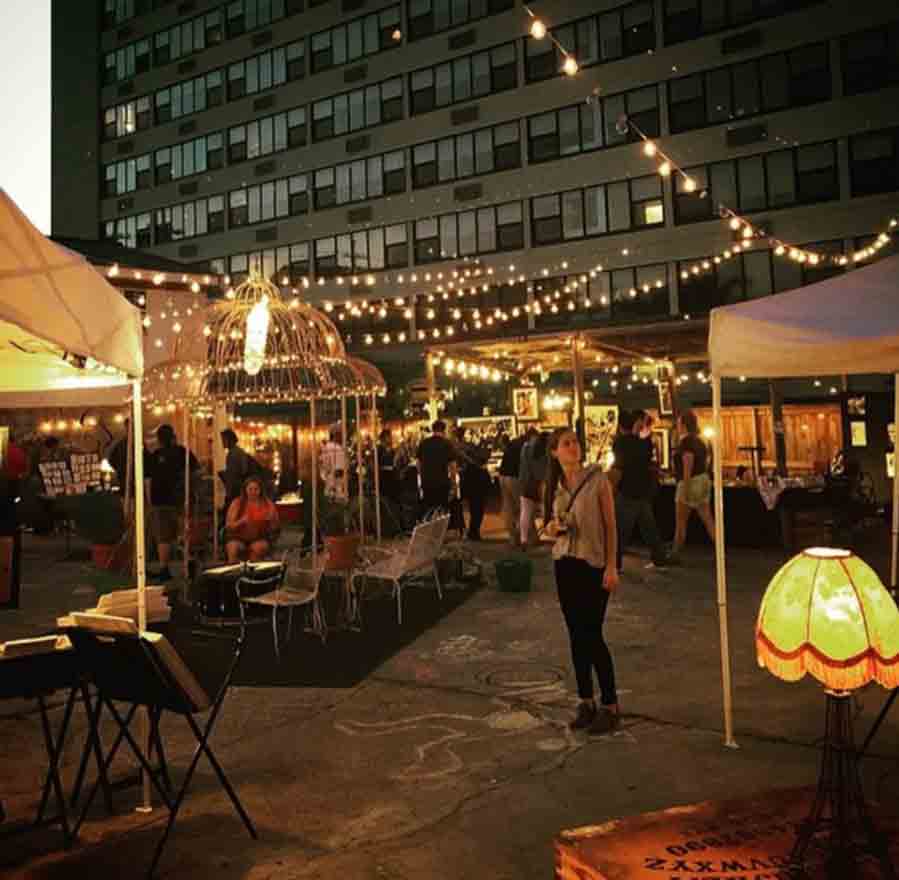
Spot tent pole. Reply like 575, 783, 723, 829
371, 391, 381, 543
341, 395, 349, 500
311, 399, 318, 568
356, 395, 365, 544
712, 375, 738, 749
132, 380, 153, 812
892, 374, 899, 591
182, 406, 190, 583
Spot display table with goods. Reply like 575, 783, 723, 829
653, 478, 840, 550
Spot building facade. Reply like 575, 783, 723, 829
52, 0, 899, 350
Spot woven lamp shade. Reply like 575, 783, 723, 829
756, 547, 899, 691
202, 271, 357, 404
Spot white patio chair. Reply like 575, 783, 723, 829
236, 552, 326, 658
351, 515, 450, 624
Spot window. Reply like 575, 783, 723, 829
663, 0, 821, 45
668, 43, 830, 134
228, 174, 309, 227
314, 151, 405, 209
228, 109, 304, 162
850, 129, 899, 197
155, 134, 224, 183
103, 96, 152, 140
406, 0, 514, 40
412, 122, 519, 188
103, 39, 151, 84
153, 11, 223, 66
226, 0, 287, 37
228, 44, 296, 100
414, 202, 521, 263
314, 224, 408, 275
531, 175, 662, 246
155, 71, 224, 125
842, 21, 899, 96
773, 239, 844, 292
154, 196, 224, 243
528, 87, 658, 163
524, 1, 653, 83
103, 155, 152, 196
103, 0, 152, 29
410, 43, 516, 115
674, 142, 838, 223
678, 251, 776, 314
310, 5, 401, 74
311, 78, 403, 142
103, 213, 152, 249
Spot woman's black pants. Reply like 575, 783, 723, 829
554, 556, 617, 705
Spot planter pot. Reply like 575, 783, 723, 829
324, 534, 360, 571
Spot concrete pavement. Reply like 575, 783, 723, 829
2, 523, 898, 879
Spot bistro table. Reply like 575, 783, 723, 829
192, 561, 286, 624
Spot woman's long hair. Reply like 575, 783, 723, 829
543, 427, 575, 518
236, 476, 270, 519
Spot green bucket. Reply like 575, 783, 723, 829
495, 556, 533, 593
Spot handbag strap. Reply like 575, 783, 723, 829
563, 466, 601, 517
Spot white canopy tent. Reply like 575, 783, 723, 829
0, 188, 147, 622
708, 252, 899, 747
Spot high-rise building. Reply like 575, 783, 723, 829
51, 0, 899, 348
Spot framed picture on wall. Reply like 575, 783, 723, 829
513, 387, 539, 421
850, 421, 867, 447
657, 380, 674, 416
651, 427, 670, 471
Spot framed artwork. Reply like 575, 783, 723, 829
513, 387, 539, 421
657, 380, 674, 416
850, 421, 867, 447
651, 427, 671, 471
847, 396, 866, 416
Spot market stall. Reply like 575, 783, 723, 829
0, 188, 145, 617
708, 252, 899, 747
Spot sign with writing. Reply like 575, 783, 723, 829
555, 787, 899, 880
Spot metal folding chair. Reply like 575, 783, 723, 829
65, 614, 257, 878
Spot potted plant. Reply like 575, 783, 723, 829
69, 492, 128, 569
318, 495, 360, 571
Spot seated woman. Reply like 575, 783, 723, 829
225, 477, 280, 563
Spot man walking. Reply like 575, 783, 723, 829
519, 428, 547, 547
149, 424, 200, 581
498, 433, 525, 547
220, 429, 252, 511
613, 410, 668, 571
416, 420, 457, 517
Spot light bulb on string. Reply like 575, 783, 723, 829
562, 55, 578, 76
530, 18, 546, 38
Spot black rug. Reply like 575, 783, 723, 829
164, 578, 480, 690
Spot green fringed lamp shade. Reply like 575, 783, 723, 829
756, 548, 899, 691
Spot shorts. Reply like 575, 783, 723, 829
151, 506, 181, 544
676, 474, 711, 509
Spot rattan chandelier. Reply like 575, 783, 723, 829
201, 269, 359, 403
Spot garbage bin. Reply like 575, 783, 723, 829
495, 556, 533, 593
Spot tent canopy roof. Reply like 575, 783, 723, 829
0, 189, 143, 399
709, 253, 899, 379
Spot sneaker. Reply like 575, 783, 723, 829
568, 701, 597, 731
589, 708, 620, 736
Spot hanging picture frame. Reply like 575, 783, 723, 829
657, 379, 674, 416
512, 387, 539, 421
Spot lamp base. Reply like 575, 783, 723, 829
791, 691, 896, 879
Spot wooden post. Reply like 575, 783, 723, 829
182, 406, 190, 583
311, 399, 318, 568
426, 353, 438, 424
769, 380, 787, 477
291, 417, 299, 482
212, 402, 227, 560
571, 336, 586, 450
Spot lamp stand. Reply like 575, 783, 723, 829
791, 690, 895, 879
